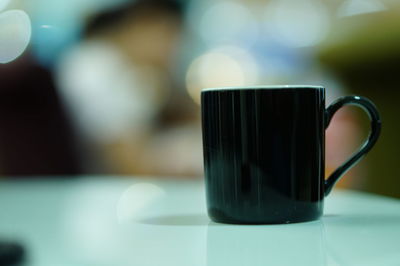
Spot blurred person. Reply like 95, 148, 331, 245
0, 1, 82, 176
56, 0, 203, 177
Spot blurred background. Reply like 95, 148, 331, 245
0, 0, 399, 198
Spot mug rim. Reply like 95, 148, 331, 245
202, 85, 324, 92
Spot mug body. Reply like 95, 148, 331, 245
201, 86, 325, 224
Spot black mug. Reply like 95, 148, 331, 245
201, 85, 381, 224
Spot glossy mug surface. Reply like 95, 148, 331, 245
201, 86, 381, 224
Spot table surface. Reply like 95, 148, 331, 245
0, 177, 399, 266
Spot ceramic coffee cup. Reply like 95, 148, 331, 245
201, 85, 381, 224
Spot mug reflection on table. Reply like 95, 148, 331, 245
207, 221, 325, 266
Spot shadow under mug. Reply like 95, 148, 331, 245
201, 85, 381, 224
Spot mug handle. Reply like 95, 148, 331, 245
324, 96, 381, 196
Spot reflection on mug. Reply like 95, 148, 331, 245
207, 221, 325, 266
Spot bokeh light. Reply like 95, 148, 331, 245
192, 0, 258, 48
186, 46, 260, 105
337, 0, 386, 17
0, 0, 10, 11
117, 183, 165, 224
264, 0, 330, 48
0, 9, 31, 63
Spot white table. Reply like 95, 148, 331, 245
0, 177, 399, 266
